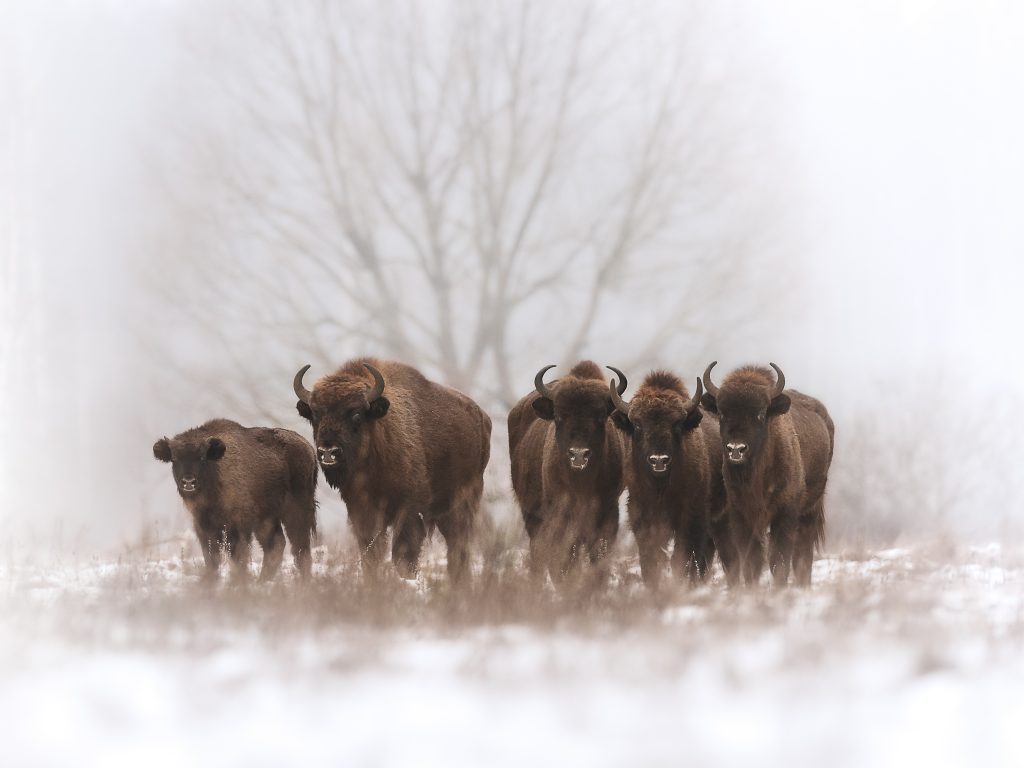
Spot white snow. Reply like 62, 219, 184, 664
2, 546, 1023, 767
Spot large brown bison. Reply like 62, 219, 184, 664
507, 361, 627, 584
701, 362, 835, 586
609, 371, 724, 588
153, 419, 318, 581
293, 358, 491, 584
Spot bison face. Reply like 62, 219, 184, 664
610, 377, 703, 476
293, 363, 389, 482
701, 362, 790, 466
533, 366, 620, 472
153, 436, 225, 497
614, 403, 702, 476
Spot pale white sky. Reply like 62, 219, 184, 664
3, 0, 1023, 547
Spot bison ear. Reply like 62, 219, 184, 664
610, 410, 633, 433
768, 393, 791, 417
153, 438, 172, 462
296, 400, 313, 421
682, 407, 703, 431
205, 438, 226, 461
700, 393, 718, 414
532, 397, 554, 420
367, 396, 390, 420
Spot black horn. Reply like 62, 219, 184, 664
687, 377, 703, 412
606, 366, 628, 396
702, 361, 720, 399
293, 364, 313, 404
363, 363, 386, 402
609, 377, 630, 417
769, 362, 786, 398
534, 364, 556, 400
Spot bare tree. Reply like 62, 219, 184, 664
148, 0, 786, 418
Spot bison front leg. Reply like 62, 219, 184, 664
581, 501, 619, 590
634, 518, 671, 590
350, 506, 387, 581
768, 511, 797, 587
731, 516, 766, 587
671, 514, 712, 586
193, 522, 222, 582
255, 519, 286, 582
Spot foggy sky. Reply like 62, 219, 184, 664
3, 0, 1023, 550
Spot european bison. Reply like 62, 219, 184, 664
153, 419, 318, 581
701, 362, 835, 586
508, 361, 627, 584
609, 371, 724, 588
293, 358, 491, 584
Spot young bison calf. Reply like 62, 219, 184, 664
153, 419, 318, 581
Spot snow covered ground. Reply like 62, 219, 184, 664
2, 544, 1023, 767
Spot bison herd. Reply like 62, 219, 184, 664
154, 357, 833, 589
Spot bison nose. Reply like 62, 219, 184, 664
726, 442, 748, 463
648, 454, 671, 473
317, 445, 340, 466
181, 476, 197, 492
567, 447, 591, 470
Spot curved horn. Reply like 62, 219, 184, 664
688, 377, 704, 412
608, 377, 630, 416
702, 361, 720, 399
534, 364, 556, 400
293, 364, 313, 405
363, 363, 386, 403
769, 362, 786, 398
606, 366, 628, 396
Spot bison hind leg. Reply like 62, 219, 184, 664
256, 519, 286, 581
225, 527, 252, 583
793, 499, 825, 587
282, 503, 316, 581
391, 507, 428, 580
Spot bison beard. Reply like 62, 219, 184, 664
507, 361, 627, 586
294, 357, 491, 585
610, 370, 724, 588
153, 419, 318, 582
701, 362, 835, 587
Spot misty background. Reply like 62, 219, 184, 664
3, 0, 1023, 556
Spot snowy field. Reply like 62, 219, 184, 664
2, 543, 1023, 767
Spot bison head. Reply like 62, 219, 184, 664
153, 434, 226, 497
293, 362, 389, 481
700, 361, 790, 466
609, 372, 703, 476
532, 364, 626, 471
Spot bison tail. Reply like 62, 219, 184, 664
808, 499, 826, 555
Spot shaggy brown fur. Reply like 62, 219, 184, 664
507, 361, 626, 585
153, 419, 318, 581
611, 370, 722, 588
295, 358, 491, 584
701, 364, 835, 587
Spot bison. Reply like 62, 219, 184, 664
700, 362, 834, 586
609, 370, 725, 588
293, 358, 491, 584
507, 361, 627, 585
153, 419, 318, 582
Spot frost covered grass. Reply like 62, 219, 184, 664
2, 542, 1023, 767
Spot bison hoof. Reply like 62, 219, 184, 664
393, 559, 418, 580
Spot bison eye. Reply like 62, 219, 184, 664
351, 410, 363, 425
757, 411, 766, 423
